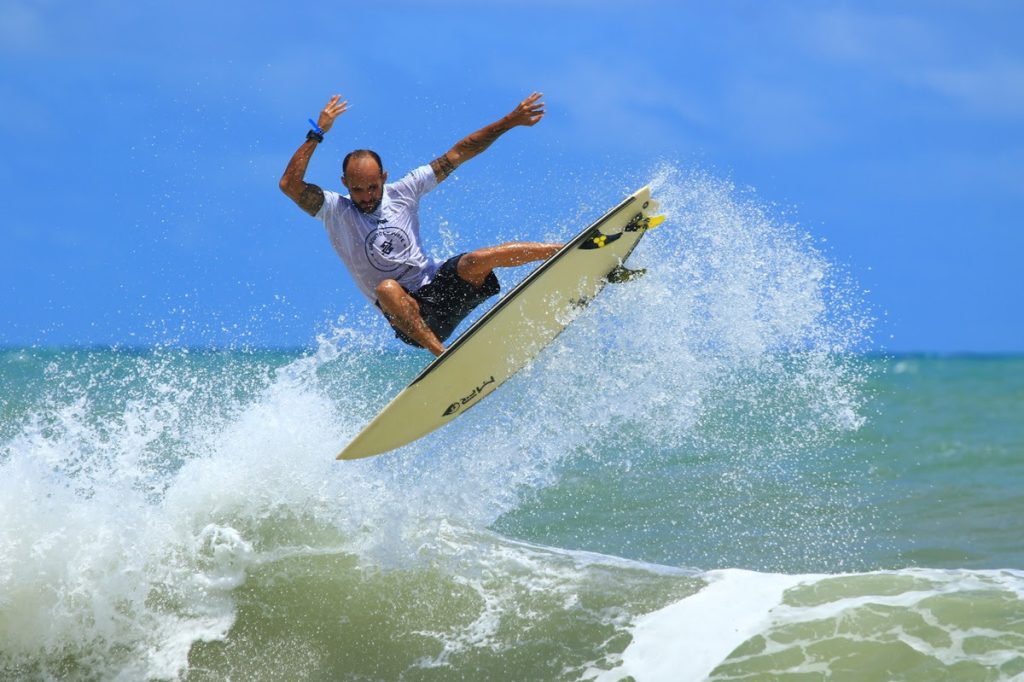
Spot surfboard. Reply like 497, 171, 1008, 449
337, 185, 662, 460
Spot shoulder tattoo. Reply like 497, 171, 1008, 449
430, 154, 457, 182
300, 182, 324, 216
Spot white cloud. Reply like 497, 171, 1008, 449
0, 0, 51, 55
528, 48, 841, 157
799, 7, 939, 65
393, 0, 655, 6
722, 78, 837, 154
538, 56, 710, 153
918, 60, 1024, 118
795, 5, 1024, 119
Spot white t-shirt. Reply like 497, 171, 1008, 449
316, 164, 441, 303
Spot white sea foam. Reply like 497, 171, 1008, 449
594, 569, 813, 682
599, 567, 1024, 681
0, 163, 877, 678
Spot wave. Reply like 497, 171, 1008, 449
9, 164, 1013, 681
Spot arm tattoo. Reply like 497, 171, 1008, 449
448, 123, 508, 167
299, 182, 325, 216
430, 154, 457, 182
432, 119, 512, 180
459, 129, 501, 155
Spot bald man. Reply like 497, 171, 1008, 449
280, 93, 561, 356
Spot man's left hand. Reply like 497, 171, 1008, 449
506, 92, 545, 127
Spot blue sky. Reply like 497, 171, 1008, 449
2, 1, 1021, 352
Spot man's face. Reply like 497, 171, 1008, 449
342, 157, 388, 214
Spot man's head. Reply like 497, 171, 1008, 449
342, 149, 387, 214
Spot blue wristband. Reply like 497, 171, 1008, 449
308, 118, 323, 135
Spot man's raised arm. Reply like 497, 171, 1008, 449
279, 95, 349, 216
430, 92, 545, 183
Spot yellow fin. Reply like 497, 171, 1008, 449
646, 214, 666, 230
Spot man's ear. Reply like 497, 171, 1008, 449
341, 176, 350, 190
381, 170, 388, 183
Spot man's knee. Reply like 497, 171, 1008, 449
457, 249, 495, 285
459, 250, 485, 271
376, 279, 401, 298
375, 279, 411, 311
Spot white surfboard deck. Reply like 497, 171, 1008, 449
337, 185, 660, 460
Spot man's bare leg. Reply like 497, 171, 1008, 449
376, 244, 560, 357
457, 242, 562, 288
375, 279, 446, 356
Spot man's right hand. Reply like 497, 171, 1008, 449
280, 95, 347, 216
317, 95, 349, 134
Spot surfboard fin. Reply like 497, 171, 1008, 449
607, 264, 647, 283
624, 213, 666, 233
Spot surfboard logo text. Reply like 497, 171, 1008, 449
442, 375, 496, 417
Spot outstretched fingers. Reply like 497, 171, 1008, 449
318, 94, 349, 133
511, 92, 545, 126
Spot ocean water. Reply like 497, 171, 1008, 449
2, 168, 1022, 681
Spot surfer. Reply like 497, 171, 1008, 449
280, 92, 561, 356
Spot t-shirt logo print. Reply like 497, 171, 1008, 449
365, 227, 412, 273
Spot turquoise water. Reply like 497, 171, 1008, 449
2, 169, 1022, 680
497, 354, 1024, 574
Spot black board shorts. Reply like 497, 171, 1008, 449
382, 254, 500, 348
